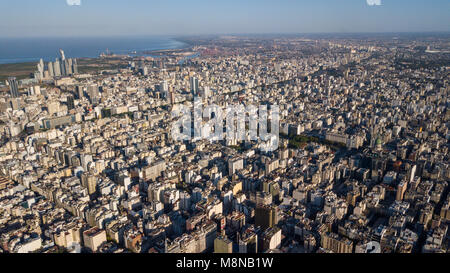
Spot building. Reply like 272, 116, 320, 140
261, 227, 282, 251
190, 76, 199, 96
396, 180, 408, 201
81, 173, 98, 196
83, 227, 107, 252
42, 115, 75, 129
320, 232, 353, 253
228, 157, 244, 176
8, 77, 19, 98
255, 204, 278, 231
214, 236, 233, 253
0, 176, 12, 190
67, 95, 75, 110
238, 231, 258, 253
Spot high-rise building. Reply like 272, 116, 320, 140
81, 172, 98, 196
67, 59, 74, 75
54, 59, 62, 77
214, 236, 233, 253
190, 76, 199, 96
7, 77, 19, 98
255, 204, 279, 231
396, 180, 408, 201
60, 61, 67, 76
48, 61, 54, 77
168, 86, 175, 105
76, 85, 84, 99
36, 59, 45, 80
73, 59, 78, 74
67, 95, 75, 110
33, 49, 77, 79
201, 86, 211, 98
87, 84, 100, 103
161, 80, 169, 98
59, 49, 66, 61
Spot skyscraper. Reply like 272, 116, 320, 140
48, 61, 54, 77
54, 59, 62, 77
36, 59, 45, 80
190, 76, 199, 96
87, 84, 100, 103
73, 59, 78, 74
7, 77, 19, 98
161, 80, 169, 98
59, 49, 66, 61
67, 95, 75, 110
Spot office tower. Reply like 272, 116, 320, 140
142, 66, 149, 76
60, 60, 67, 76
76, 85, 84, 99
67, 95, 75, 110
48, 61, 54, 77
54, 59, 62, 77
87, 84, 99, 103
66, 59, 73, 75
190, 76, 199, 96
169, 86, 175, 105
161, 80, 169, 98
59, 49, 66, 61
214, 236, 233, 253
255, 204, 279, 231
37, 59, 45, 80
202, 86, 211, 98
72, 59, 78, 74
7, 77, 19, 98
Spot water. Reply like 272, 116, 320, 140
0, 36, 188, 64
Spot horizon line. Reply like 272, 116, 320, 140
1, 31, 450, 39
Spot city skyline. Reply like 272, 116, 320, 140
0, 0, 449, 261
1, 0, 449, 37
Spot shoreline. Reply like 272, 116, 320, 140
0, 37, 191, 65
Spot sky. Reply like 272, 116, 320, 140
0, 0, 449, 37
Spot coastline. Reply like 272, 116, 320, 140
0, 36, 190, 65
0, 36, 195, 82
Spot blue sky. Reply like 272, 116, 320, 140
1, 0, 449, 37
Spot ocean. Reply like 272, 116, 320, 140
0, 36, 188, 64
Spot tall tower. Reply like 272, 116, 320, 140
54, 59, 62, 77
73, 59, 78, 74
7, 77, 19, 98
190, 76, 199, 96
59, 49, 66, 61
59, 49, 67, 76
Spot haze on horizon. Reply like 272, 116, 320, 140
1, 0, 449, 38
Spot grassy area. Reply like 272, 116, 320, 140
0, 62, 36, 82
0, 57, 128, 82
229, 144, 248, 152
280, 133, 346, 151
